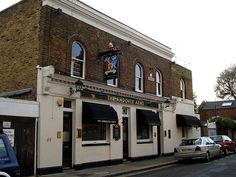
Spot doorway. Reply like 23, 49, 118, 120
122, 117, 129, 159
63, 112, 72, 168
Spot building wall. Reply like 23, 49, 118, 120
0, 0, 41, 100
200, 108, 236, 121
39, 5, 193, 100
171, 64, 193, 100
37, 66, 159, 170
0, 0, 193, 100
162, 98, 201, 154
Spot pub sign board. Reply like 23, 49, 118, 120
113, 124, 120, 141
100, 50, 120, 80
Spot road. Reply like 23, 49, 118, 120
127, 154, 236, 177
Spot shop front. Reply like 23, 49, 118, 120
36, 66, 164, 174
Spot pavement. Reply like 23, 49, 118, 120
37, 155, 177, 177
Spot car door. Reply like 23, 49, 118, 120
224, 136, 235, 151
206, 137, 219, 157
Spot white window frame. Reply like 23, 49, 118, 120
137, 125, 152, 143
82, 124, 110, 145
71, 41, 85, 79
107, 78, 118, 87
156, 70, 162, 96
180, 79, 185, 99
135, 63, 143, 92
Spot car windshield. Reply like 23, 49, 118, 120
211, 136, 223, 142
180, 138, 202, 146
0, 138, 8, 158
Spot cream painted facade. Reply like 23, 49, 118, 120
36, 66, 200, 172
36, 66, 161, 172
162, 98, 201, 154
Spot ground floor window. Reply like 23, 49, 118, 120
136, 116, 151, 140
82, 124, 107, 141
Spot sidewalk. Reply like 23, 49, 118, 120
38, 156, 177, 177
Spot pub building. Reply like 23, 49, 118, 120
0, 0, 201, 175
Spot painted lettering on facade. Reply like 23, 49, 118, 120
107, 95, 144, 106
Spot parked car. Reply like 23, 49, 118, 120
0, 130, 20, 177
0, 171, 11, 177
174, 137, 222, 162
210, 135, 236, 155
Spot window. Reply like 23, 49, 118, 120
71, 41, 85, 78
180, 79, 185, 99
168, 129, 171, 139
135, 63, 143, 92
63, 100, 72, 109
107, 78, 118, 87
0, 138, 8, 158
82, 124, 107, 141
137, 116, 150, 141
156, 71, 162, 96
222, 102, 233, 107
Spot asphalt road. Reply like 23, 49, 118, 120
128, 154, 236, 177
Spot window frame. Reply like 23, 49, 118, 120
180, 79, 185, 99
107, 78, 118, 87
82, 123, 110, 145
135, 63, 143, 92
136, 115, 152, 143
71, 41, 85, 79
156, 70, 162, 96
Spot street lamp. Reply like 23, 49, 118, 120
162, 98, 171, 108
70, 79, 84, 95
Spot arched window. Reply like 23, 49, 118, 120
180, 79, 185, 99
135, 63, 143, 92
71, 41, 85, 78
156, 71, 162, 96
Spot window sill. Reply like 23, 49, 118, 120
82, 143, 110, 147
137, 141, 153, 144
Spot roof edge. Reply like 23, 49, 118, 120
42, 0, 174, 60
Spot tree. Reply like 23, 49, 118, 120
215, 64, 236, 100
210, 116, 236, 129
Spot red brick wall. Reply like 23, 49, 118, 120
0, 1, 193, 100
39, 5, 193, 99
200, 108, 236, 121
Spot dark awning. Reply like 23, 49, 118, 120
176, 114, 201, 127
137, 109, 161, 125
82, 102, 118, 124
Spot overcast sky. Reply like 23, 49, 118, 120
1, 0, 236, 104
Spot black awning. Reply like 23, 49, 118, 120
82, 102, 118, 124
176, 114, 201, 127
137, 109, 161, 125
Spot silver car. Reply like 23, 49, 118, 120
174, 137, 222, 162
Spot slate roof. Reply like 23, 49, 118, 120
200, 100, 236, 110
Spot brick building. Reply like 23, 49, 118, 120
199, 100, 236, 138
0, 0, 200, 175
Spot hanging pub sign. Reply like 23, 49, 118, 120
99, 49, 120, 80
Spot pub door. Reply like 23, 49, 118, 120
122, 117, 129, 160
15, 121, 35, 176
63, 112, 72, 169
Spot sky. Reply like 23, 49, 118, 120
1, 0, 236, 104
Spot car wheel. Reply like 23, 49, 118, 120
205, 152, 210, 162
234, 147, 236, 153
219, 149, 223, 157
